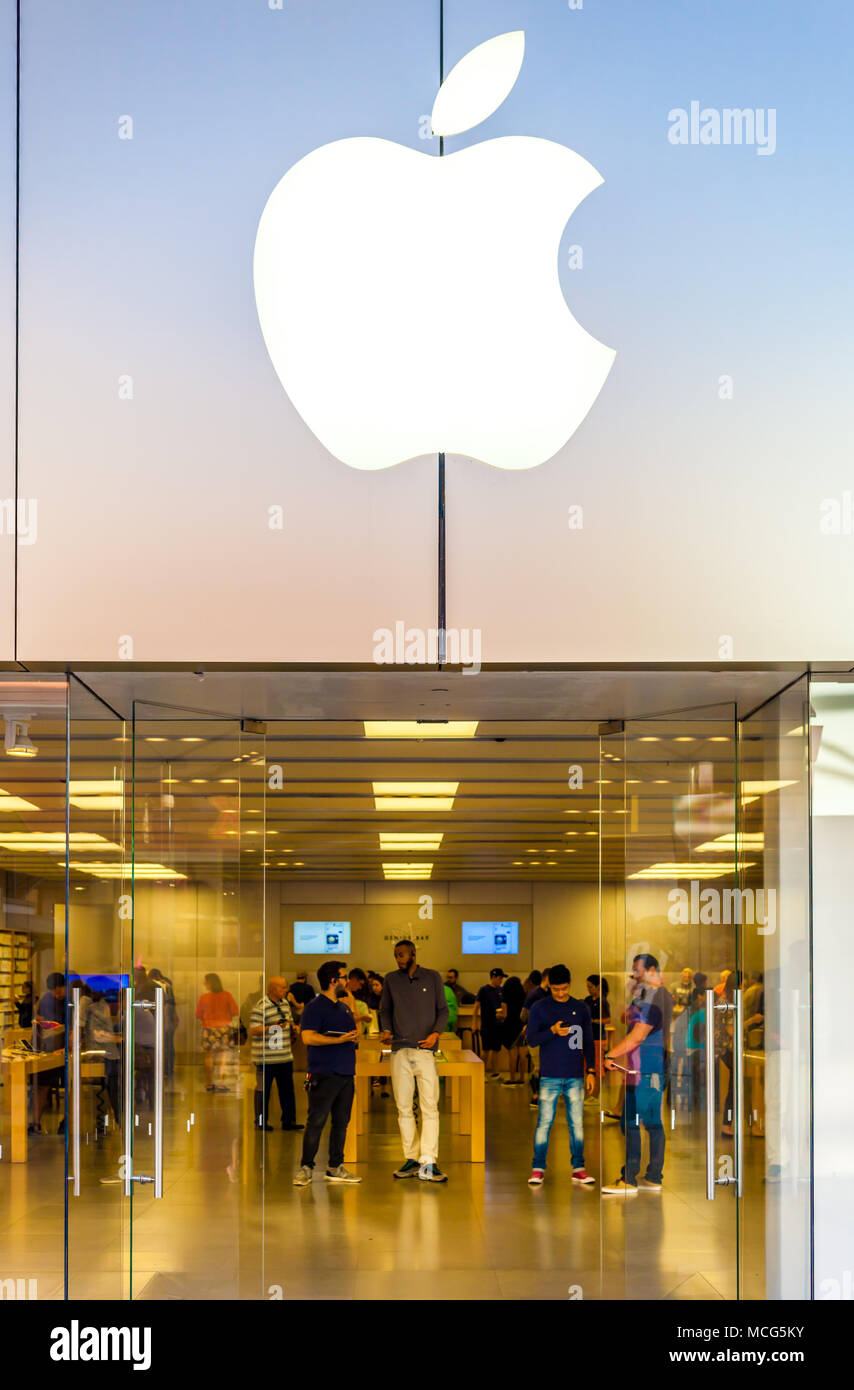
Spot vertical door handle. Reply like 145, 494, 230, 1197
705, 988, 716, 1199
124, 991, 165, 1198
734, 986, 744, 1198
123, 985, 133, 1196
152, 984, 164, 1198
706, 987, 740, 1198
70, 991, 81, 1196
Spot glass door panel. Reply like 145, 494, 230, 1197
66, 677, 130, 1299
738, 677, 812, 1298
598, 707, 740, 1300
0, 676, 69, 1302
129, 709, 266, 1300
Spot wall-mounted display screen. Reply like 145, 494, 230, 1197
461, 921, 519, 955
294, 921, 351, 954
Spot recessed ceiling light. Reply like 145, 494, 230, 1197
145, 737, 167, 743
364, 721, 478, 738
0, 789, 39, 812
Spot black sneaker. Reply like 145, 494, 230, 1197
281, 1122, 305, 1131
419, 1163, 448, 1183
393, 1159, 421, 1179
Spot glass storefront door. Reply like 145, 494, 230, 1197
597, 693, 813, 1300
126, 705, 267, 1299
737, 676, 812, 1299
597, 708, 741, 1299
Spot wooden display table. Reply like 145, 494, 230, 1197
1, 1049, 104, 1163
344, 1047, 484, 1164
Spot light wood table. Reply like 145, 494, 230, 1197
344, 1047, 484, 1164
1, 1049, 104, 1162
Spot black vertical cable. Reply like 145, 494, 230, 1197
437, 0, 446, 666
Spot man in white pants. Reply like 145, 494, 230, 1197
380, 940, 449, 1183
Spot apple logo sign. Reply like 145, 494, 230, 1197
253, 30, 615, 471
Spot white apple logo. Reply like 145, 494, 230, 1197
253, 30, 615, 471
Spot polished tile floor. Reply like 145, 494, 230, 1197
0, 1064, 772, 1301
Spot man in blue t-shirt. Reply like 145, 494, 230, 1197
525, 964, 596, 1186
293, 960, 361, 1186
601, 953, 673, 1195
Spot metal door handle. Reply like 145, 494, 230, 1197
123, 986, 133, 1196
734, 986, 744, 1197
123, 986, 165, 1198
706, 987, 742, 1199
705, 988, 716, 1199
70, 991, 81, 1196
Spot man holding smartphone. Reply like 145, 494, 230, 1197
380, 940, 449, 1183
293, 960, 361, 1186
525, 964, 596, 1186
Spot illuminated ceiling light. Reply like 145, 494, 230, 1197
4, 717, 38, 759
741, 780, 797, 796
379, 832, 443, 847
546, 860, 557, 865
382, 862, 433, 878
0, 788, 39, 812
68, 861, 187, 880
696, 833, 765, 852
180, 737, 204, 743
0, 832, 122, 852
709, 737, 730, 742
190, 779, 208, 784
364, 721, 478, 739
653, 779, 669, 785
638, 736, 660, 743
674, 737, 695, 742
68, 778, 123, 811
373, 781, 458, 812
145, 737, 167, 743
512, 860, 523, 865
218, 778, 237, 784
628, 861, 753, 880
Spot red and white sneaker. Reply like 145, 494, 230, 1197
528, 1169, 545, 1186
572, 1168, 596, 1185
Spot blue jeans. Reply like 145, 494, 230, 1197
620, 1076, 665, 1184
532, 1076, 585, 1171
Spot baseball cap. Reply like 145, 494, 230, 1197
490, 968, 508, 979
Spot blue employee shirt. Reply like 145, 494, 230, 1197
526, 996, 595, 1079
300, 994, 356, 1076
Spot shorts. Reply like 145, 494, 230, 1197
37, 1063, 64, 1087
202, 1026, 233, 1053
482, 1027, 503, 1053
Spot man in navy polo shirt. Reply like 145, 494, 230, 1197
293, 960, 361, 1186
525, 963, 596, 1186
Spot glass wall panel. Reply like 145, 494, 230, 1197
738, 677, 812, 1298
65, 677, 130, 1299
599, 709, 740, 1299
0, 675, 68, 1301
129, 710, 266, 1300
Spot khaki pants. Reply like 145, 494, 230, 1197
390, 1047, 440, 1164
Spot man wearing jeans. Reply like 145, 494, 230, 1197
380, 940, 449, 1183
602, 953, 672, 1195
293, 960, 361, 1186
525, 964, 596, 1186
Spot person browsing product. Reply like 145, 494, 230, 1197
293, 960, 361, 1187
525, 963, 596, 1186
